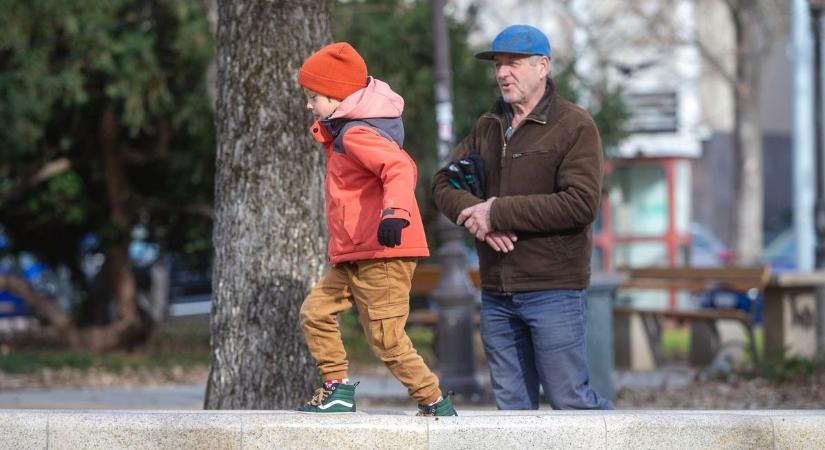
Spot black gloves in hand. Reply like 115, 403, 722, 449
444, 151, 486, 200
377, 218, 406, 247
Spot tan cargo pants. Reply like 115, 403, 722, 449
299, 257, 441, 405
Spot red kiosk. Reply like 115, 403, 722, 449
593, 156, 693, 309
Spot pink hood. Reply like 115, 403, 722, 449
330, 77, 404, 121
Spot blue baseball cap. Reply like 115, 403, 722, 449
475, 24, 552, 60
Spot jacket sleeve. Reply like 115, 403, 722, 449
341, 126, 417, 224
490, 121, 603, 233
431, 123, 484, 223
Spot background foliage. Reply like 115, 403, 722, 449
0, 0, 215, 320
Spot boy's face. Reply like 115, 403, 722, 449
304, 89, 341, 121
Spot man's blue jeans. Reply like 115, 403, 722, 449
480, 289, 612, 410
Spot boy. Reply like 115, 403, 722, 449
295, 42, 456, 416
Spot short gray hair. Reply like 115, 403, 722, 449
527, 55, 543, 66
528, 55, 550, 78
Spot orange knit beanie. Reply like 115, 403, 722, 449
298, 42, 368, 100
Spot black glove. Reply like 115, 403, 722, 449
446, 162, 471, 191
377, 218, 406, 247
443, 150, 486, 200
458, 152, 486, 199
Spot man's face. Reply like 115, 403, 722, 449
304, 89, 340, 121
492, 54, 549, 106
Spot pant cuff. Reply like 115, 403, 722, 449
420, 391, 442, 405
321, 370, 349, 382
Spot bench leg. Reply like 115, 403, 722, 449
744, 324, 759, 367
640, 313, 664, 367
690, 320, 720, 367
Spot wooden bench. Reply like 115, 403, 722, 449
409, 264, 481, 296
615, 266, 771, 368
407, 265, 481, 327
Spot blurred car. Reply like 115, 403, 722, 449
762, 228, 796, 272
690, 223, 733, 267
0, 228, 67, 318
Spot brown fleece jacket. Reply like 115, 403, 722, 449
432, 79, 603, 292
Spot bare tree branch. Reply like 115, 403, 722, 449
0, 157, 72, 202
30, 158, 72, 185
0, 274, 73, 332
695, 39, 737, 86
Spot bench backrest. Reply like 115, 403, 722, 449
410, 265, 771, 296
410, 265, 481, 296
620, 266, 771, 293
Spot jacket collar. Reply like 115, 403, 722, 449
312, 116, 353, 143
316, 116, 405, 149
310, 119, 333, 144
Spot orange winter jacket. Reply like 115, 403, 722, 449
309, 77, 429, 264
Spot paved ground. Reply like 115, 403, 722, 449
0, 384, 207, 410
0, 368, 698, 410
0, 376, 411, 410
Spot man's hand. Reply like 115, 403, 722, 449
484, 231, 517, 253
457, 197, 496, 241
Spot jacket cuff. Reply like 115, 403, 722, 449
490, 197, 511, 230
382, 208, 411, 225
451, 196, 483, 223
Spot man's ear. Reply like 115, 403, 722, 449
540, 56, 551, 79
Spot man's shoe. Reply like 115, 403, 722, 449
296, 382, 358, 413
417, 392, 457, 416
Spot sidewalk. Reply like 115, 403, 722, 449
0, 384, 206, 410
0, 376, 422, 411
0, 368, 695, 410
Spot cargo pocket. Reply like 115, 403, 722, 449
367, 302, 409, 351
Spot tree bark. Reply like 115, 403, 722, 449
205, 0, 332, 409
730, 1, 765, 265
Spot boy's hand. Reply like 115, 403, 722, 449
377, 218, 405, 247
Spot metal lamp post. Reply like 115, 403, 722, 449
430, 0, 480, 396
811, 0, 825, 353
812, 0, 825, 268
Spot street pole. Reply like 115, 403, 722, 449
812, 1, 825, 268
810, 0, 825, 354
794, 0, 816, 273
430, 0, 480, 396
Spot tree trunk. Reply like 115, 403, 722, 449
90, 102, 152, 351
205, 0, 332, 409
731, 3, 764, 265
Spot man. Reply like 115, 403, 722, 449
431, 24, 611, 410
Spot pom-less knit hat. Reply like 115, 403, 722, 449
298, 42, 368, 100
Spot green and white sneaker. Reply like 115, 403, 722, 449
416, 392, 457, 416
296, 382, 358, 413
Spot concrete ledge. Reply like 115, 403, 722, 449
1, 410, 824, 449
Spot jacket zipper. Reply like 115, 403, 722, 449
481, 114, 548, 294
512, 149, 551, 159
483, 114, 547, 162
